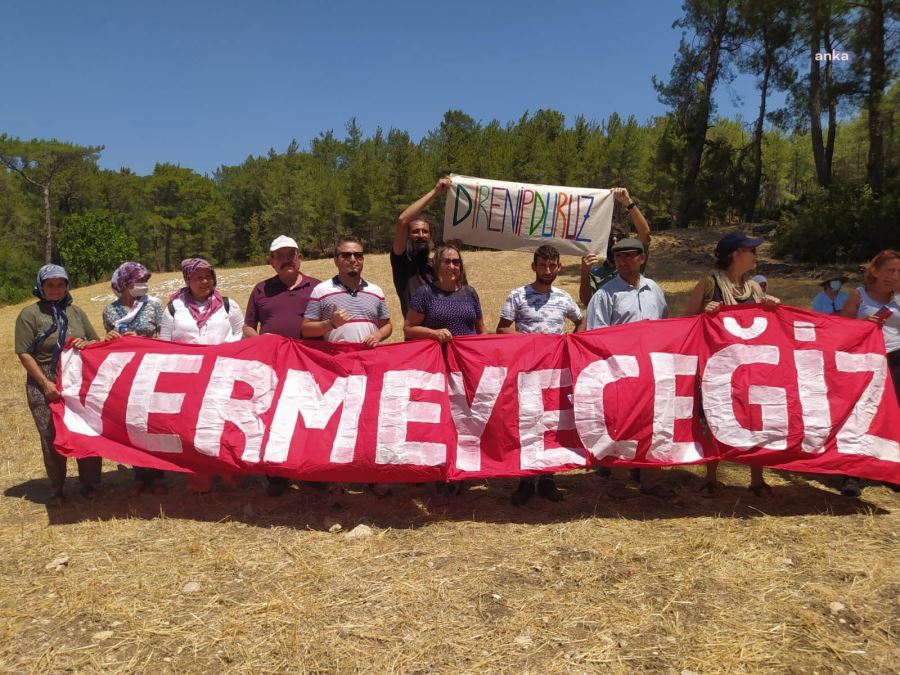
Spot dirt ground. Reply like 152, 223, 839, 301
0, 228, 896, 673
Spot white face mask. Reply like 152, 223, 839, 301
829, 280, 842, 291
130, 283, 149, 297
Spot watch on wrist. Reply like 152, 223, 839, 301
626, 202, 637, 211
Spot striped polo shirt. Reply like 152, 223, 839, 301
304, 276, 390, 343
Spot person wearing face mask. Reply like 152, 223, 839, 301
102, 261, 166, 494
103, 262, 162, 338
15, 264, 102, 506
811, 272, 850, 315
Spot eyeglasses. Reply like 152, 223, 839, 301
337, 251, 364, 260
441, 258, 462, 267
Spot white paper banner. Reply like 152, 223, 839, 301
443, 174, 614, 255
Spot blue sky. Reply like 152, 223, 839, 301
2, 1, 768, 176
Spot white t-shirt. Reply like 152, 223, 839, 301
160, 297, 244, 344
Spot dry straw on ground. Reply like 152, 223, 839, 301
0, 228, 896, 673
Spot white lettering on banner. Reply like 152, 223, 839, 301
376, 371, 447, 465
835, 352, 900, 461
793, 350, 831, 453
264, 371, 367, 464
702, 344, 787, 449
60, 350, 136, 437
448, 366, 508, 472
518, 369, 584, 469
193, 357, 278, 462
723, 316, 768, 340
126, 354, 204, 453
573, 356, 640, 460
648, 353, 704, 462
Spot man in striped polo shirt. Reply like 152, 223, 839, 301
302, 236, 392, 346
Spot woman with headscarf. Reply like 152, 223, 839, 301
103, 261, 166, 493
14, 264, 102, 505
685, 232, 771, 496
839, 249, 900, 496
160, 258, 244, 493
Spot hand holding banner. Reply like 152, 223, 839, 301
443, 174, 614, 255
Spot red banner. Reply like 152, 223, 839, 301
53, 305, 900, 484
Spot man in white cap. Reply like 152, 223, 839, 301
244, 235, 321, 496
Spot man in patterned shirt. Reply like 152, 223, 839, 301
497, 244, 585, 505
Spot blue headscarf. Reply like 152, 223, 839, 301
28, 264, 73, 362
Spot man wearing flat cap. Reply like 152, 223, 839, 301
811, 271, 849, 315
243, 235, 321, 496
585, 238, 673, 499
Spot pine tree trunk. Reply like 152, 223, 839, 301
866, 0, 886, 192
43, 183, 53, 263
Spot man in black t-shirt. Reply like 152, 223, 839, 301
392, 177, 451, 317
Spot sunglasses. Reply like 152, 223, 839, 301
337, 251, 364, 260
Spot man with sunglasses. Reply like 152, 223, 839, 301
302, 236, 392, 347
586, 238, 673, 500
579, 187, 651, 306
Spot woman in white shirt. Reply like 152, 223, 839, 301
161, 258, 244, 492
160, 258, 244, 344
839, 249, 900, 497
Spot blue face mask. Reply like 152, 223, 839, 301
829, 280, 842, 291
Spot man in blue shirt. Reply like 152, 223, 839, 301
585, 238, 673, 499
586, 239, 668, 329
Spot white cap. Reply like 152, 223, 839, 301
752, 274, 767, 285
270, 235, 299, 252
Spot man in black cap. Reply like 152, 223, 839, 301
579, 187, 651, 306
586, 238, 674, 500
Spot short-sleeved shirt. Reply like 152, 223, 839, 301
244, 274, 320, 339
588, 242, 651, 294
586, 274, 668, 329
811, 290, 849, 315
391, 250, 434, 317
15, 301, 100, 366
304, 277, 390, 343
409, 283, 482, 337
500, 284, 582, 335
102, 298, 164, 337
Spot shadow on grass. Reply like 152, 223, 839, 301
3, 465, 893, 529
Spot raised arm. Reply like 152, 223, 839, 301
394, 176, 452, 255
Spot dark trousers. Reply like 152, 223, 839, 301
26, 364, 101, 493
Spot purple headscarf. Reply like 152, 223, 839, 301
110, 261, 150, 296
169, 258, 223, 329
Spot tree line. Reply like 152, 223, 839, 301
1, 0, 897, 304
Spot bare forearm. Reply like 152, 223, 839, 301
301, 319, 333, 338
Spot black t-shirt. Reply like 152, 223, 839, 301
390, 250, 434, 318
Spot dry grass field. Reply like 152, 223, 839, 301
0, 228, 897, 673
